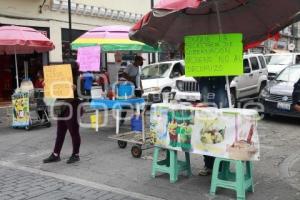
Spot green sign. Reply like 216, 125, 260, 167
184, 33, 243, 77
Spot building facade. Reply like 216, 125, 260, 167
0, 0, 152, 62
261, 22, 300, 53
0, 0, 154, 101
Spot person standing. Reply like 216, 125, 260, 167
120, 55, 144, 124
34, 70, 45, 89
34, 70, 48, 121
195, 76, 230, 175
122, 55, 144, 96
82, 71, 94, 97
43, 62, 82, 164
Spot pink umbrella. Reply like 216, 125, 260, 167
0, 25, 55, 87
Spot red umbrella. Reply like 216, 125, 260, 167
130, 0, 300, 49
0, 25, 55, 87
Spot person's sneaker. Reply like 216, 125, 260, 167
43, 153, 61, 163
198, 167, 212, 176
66, 154, 80, 164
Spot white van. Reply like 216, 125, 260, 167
141, 60, 184, 103
265, 53, 300, 80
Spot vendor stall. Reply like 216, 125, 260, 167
0, 25, 55, 130
70, 25, 158, 157
150, 103, 260, 161
150, 103, 260, 199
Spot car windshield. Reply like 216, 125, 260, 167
141, 63, 172, 79
265, 54, 293, 65
276, 67, 300, 82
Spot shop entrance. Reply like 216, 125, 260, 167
0, 53, 46, 104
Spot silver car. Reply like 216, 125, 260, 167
260, 65, 300, 118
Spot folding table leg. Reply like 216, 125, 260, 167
96, 109, 99, 132
116, 109, 120, 135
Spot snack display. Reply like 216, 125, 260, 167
199, 115, 225, 144
150, 104, 260, 161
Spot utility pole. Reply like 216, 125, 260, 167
151, 0, 154, 8
68, 0, 72, 59
150, 0, 156, 63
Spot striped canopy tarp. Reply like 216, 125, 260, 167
71, 25, 158, 52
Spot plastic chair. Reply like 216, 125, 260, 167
151, 146, 191, 183
210, 157, 254, 200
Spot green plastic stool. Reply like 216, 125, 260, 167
151, 146, 191, 183
210, 157, 254, 200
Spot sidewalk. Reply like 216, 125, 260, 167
0, 162, 161, 200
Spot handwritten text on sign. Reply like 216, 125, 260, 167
44, 64, 74, 98
77, 46, 101, 72
184, 34, 243, 77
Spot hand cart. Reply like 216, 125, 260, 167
108, 108, 154, 158
90, 98, 154, 158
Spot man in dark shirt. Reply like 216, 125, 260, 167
195, 76, 231, 176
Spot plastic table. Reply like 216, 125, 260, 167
90, 98, 145, 133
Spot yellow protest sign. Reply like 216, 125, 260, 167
184, 33, 243, 77
43, 64, 74, 98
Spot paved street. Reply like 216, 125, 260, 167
0, 110, 300, 200
0, 165, 143, 200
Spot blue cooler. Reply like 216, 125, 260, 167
131, 115, 142, 132
116, 82, 134, 99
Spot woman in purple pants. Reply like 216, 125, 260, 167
43, 62, 82, 164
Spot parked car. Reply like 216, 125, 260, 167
265, 53, 300, 80
173, 53, 268, 106
260, 65, 300, 118
141, 60, 184, 103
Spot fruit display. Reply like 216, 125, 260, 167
199, 116, 225, 144
178, 123, 193, 151
201, 129, 224, 144
168, 120, 178, 147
